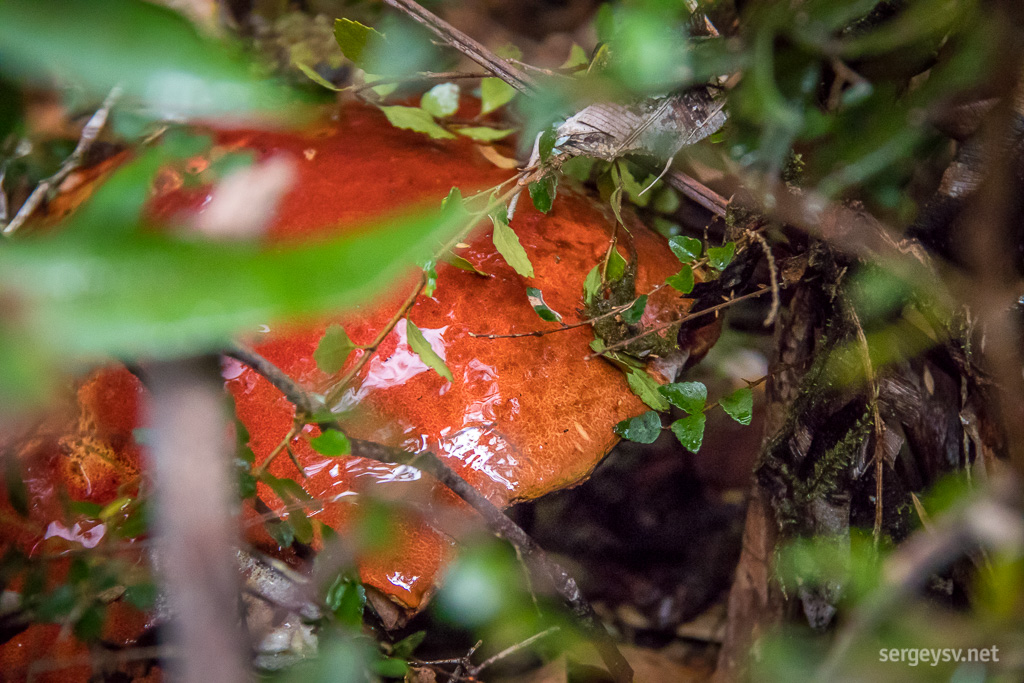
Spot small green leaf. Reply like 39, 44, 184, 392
444, 252, 489, 276
333, 18, 386, 71
314, 324, 355, 375
668, 235, 702, 262
421, 82, 460, 118
406, 320, 454, 382
707, 242, 736, 270
325, 574, 366, 629
666, 265, 695, 294
583, 265, 602, 305
423, 259, 438, 297
539, 127, 557, 162
392, 630, 427, 659
620, 294, 648, 325
124, 582, 158, 610
481, 77, 516, 114
561, 43, 590, 70
295, 61, 341, 91
379, 105, 454, 139
441, 187, 469, 221
606, 249, 628, 282
309, 429, 352, 457
529, 176, 557, 213
526, 287, 562, 322
266, 518, 295, 549
720, 387, 754, 425
671, 413, 706, 452
456, 126, 514, 141
659, 381, 707, 414
74, 604, 105, 642
491, 207, 534, 278
613, 410, 662, 443
626, 368, 671, 412
374, 657, 410, 678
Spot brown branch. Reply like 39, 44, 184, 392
587, 286, 771, 359
382, 0, 538, 95
226, 345, 634, 683
664, 170, 729, 217
3, 85, 121, 236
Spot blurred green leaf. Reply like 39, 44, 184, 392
421, 82, 460, 118
333, 18, 387, 71
583, 265, 602, 305
561, 44, 590, 70
325, 574, 366, 630
719, 387, 754, 425
372, 657, 409, 678
0, 0, 299, 122
456, 126, 514, 142
659, 381, 707, 414
295, 61, 341, 91
309, 429, 352, 457
0, 207, 462, 363
314, 325, 355, 375
481, 77, 516, 115
614, 410, 662, 443
671, 413, 706, 452
379, 105, 455, 140
406, 320, 453, 382
606, 248, 628, 282
391, 631, 426, 659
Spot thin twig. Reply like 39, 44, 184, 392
227, 345, 634, 683
664, 170, 729, 217
468, 285, 666, 340
382, 0, 538, 95
748, 230, 780, 326
467, 626, 561, 677
587, 287, 771, 359
3, 86, 121, 236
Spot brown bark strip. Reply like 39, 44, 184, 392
146, 358, 249, 683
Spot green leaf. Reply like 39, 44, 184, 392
421, 82, 460, 118
441, 187, 469, 222
626, 368, 670, 412
373, 657, 410, 678
314, 325, 355, 375
392, 630, 427, 659
529, 176, 557, 213
613, 410, 662, 443
379, 105, 455, 140
666, 265, 695, 294
124, 582, 158, 610
539, 128, 557, 162
561, 43, 590, 70
325, 574, 366, 629
74, 604, 105, 642
526, 287, 562, 322
490, 207, 534, 278
266, 518, 295, 549
620, 294, 648, 325
0, 0, 299, 122
671, 413, 706, 452
423, 259, 438, 297
0, 204, 463, 363
444, 252, 489, 277
295, 61, 340, 91
719, 387, 754, 426
456, 126, 514, 142
668, 235, 702, 263
406, 320, 453, 382
333, 18, 387, 71
606, 249, 628, 282
480, 77, 516, 115
4, 456, 28, 517
707, 242, 736, 270
583, 265, 602, 305
659, 381, 707, 414
309, 429, 352, 457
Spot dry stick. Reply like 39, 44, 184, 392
382, 0, 538, 95
664, 170, 729, 218
467, 626, 561, 677
748, 230, 780, 326
146, 358, 248, 683
588, 286, 771, 359
468, 285, 666, 340
3, 85, 121, 236
226, 346, 634, 683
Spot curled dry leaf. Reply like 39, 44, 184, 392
0, 103, 721, 657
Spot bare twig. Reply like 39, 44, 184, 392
3, 86, 121, 236
226, 345, 634, 683
587, 286, 771, 359
748, 230, 780, 327
467, 626, 561, 677
381, 0, 538, 95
